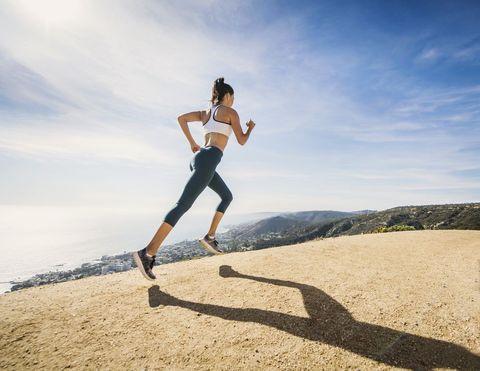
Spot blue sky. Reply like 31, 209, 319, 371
1, 0, 479, 215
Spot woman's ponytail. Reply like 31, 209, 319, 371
210, 77, 234, 105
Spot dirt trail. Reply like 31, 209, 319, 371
1, 230, 479, 369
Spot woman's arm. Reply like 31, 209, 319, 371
230, 110, 255, 145
177, 110, 205, 147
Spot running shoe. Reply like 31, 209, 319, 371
132, 247, 156, 281
198, 234, 224, 255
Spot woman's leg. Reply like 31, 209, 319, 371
146, 150, 219, 255
145, 222, 173, 256
206, 171, 233, 236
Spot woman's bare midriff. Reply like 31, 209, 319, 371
203, 132, 228, 152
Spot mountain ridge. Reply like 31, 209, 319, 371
224, 202, 480, 250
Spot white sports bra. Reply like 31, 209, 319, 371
203, 104, 232, 138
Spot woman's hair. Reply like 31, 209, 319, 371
210, 77, 234, 105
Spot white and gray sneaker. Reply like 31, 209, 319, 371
132, 247, 156, 281
198, 234, 223, 255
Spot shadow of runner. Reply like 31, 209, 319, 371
148, 265, 480, 370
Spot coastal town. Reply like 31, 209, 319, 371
7, 234, 255, 292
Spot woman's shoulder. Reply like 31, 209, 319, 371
205, 103, 238, 120
219, 104, 237, 116
217, 105, 238, 124
199, 104, 213, 124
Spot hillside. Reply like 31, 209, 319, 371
224, 210, 368, 240
1, 230, 479, 369
239, 202, 480, 250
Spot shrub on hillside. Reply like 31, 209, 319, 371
371, 225, 417, 233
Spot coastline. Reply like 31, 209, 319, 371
2, 227, 238, 295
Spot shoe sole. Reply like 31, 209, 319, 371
198, 239, 223, 255
132, 251, 156, 281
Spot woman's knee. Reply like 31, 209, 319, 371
223, 190, 233, 204
217, 191, 233, 213
163, 199, 194, 226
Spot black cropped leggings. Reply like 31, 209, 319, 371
163, 145, 233, 227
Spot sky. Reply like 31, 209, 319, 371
1, 0, 480, 216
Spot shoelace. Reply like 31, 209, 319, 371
149, 256, 156, 269
206, 235, 219, 248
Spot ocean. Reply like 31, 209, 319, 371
0, 205, 235, 294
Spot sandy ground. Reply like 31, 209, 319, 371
0, 229, 479, 370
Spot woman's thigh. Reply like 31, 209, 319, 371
179, 162, 216, 202
177, 150, 220, 203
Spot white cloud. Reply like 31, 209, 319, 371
417, 47, 441, 62
0, 118, 172, 165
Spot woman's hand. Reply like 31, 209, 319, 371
246, 119, 256, 131
190, 142, 201, 153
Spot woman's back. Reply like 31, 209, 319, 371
202, 104, 233, 152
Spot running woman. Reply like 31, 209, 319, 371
132, 77, 256, 281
